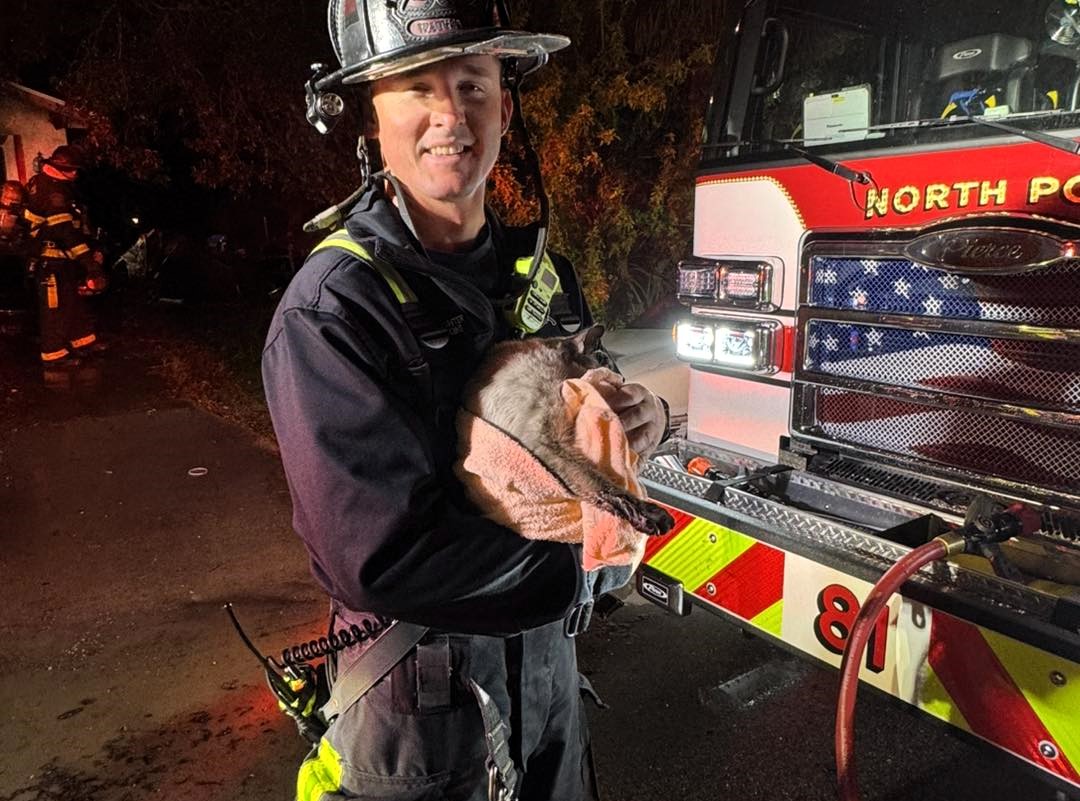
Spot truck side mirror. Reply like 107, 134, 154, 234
752, 18, 790, 96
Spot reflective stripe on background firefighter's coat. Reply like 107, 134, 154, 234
643, 505, 1080, 786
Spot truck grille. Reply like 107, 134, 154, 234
793, 231, 1080, 504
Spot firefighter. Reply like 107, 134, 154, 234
0, 181, 31, 299
24, 144, 107, 364
261, 2, 668, 799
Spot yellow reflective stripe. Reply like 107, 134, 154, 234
45, 275, 59, 308
750, 598, 783, 637
648, 519, 755, 593
70, 334, 96, 348
67, 243, 90, 258
917, 662, 972, 732
312, 230, 371, 259
311, 231, 418, 304
46, 213, 74, 225
296, 737, 343, 801
41, 347, 69, 362
42, 247, 68, 259
24, 210, 45, 225
982, 628, 1080, 768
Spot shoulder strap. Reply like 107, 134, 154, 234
311, 229, 418, 304
320, 621, 429, 721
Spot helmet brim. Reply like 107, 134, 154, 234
334, 31, 570, 86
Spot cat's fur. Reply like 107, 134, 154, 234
461, 325, 674, 536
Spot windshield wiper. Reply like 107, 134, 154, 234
708, 137, 872, 186
782, 142, 871, 186
841, 110, 1080, 158
960, 115, 1080, 157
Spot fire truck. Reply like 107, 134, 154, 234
635, 0, 1080, 794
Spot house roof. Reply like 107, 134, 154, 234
1, 81, 88, 128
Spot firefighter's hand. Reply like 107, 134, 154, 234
603, 382, 667, 457
79, 270, 108, 295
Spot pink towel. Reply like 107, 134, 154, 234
455, 368, 647, 571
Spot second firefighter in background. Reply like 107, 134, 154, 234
23, 145, 107, 364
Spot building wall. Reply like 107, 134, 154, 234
0, 95, 69, 183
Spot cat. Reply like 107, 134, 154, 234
460, 324, 675, 536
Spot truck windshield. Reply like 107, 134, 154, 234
706, 0, 1080, 164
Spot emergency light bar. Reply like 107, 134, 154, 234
676, 316, 784, 374
677, 258, 773, 309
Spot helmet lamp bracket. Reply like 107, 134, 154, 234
306, 63, 346, 135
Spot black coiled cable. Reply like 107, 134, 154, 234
281, 614, 393, 666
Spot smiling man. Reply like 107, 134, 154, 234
262, 3, 668, 800
369, 55, 511, 247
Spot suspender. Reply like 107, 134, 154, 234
311, 229, 418, 304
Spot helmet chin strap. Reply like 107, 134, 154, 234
498, 62, 550, 295
383, 170, 430, 260
302, 135, 382, 233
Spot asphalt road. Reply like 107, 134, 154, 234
0, 339, 1068, 801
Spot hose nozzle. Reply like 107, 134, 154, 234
964, 503, 1041, 549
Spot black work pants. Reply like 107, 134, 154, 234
298, 617, 600, 801
36, 260, 94, 360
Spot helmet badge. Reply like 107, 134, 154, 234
385, 0, 487, 44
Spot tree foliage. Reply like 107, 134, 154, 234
496, 0, 730, 323
2, 1, 731, 322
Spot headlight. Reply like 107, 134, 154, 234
677, 258, 774, 309
675, 321, 715, 361
676, 316, 785, 374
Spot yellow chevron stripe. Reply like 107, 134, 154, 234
917, 662, 972, 733
648, 519, 755, 592
982, 629, 1080, 768
750, 598, 783, 637
296, 737, 342, 801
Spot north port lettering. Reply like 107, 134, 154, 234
863, 176, 1080, 219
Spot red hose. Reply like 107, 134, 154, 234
834, 538, 951, 801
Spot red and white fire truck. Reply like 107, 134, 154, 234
636, 0, 1080, 793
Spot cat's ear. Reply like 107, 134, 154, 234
572, 324, 605, 354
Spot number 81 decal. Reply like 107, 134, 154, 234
813, 583, 890, 673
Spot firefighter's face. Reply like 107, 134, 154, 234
369, 55, 511, 214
